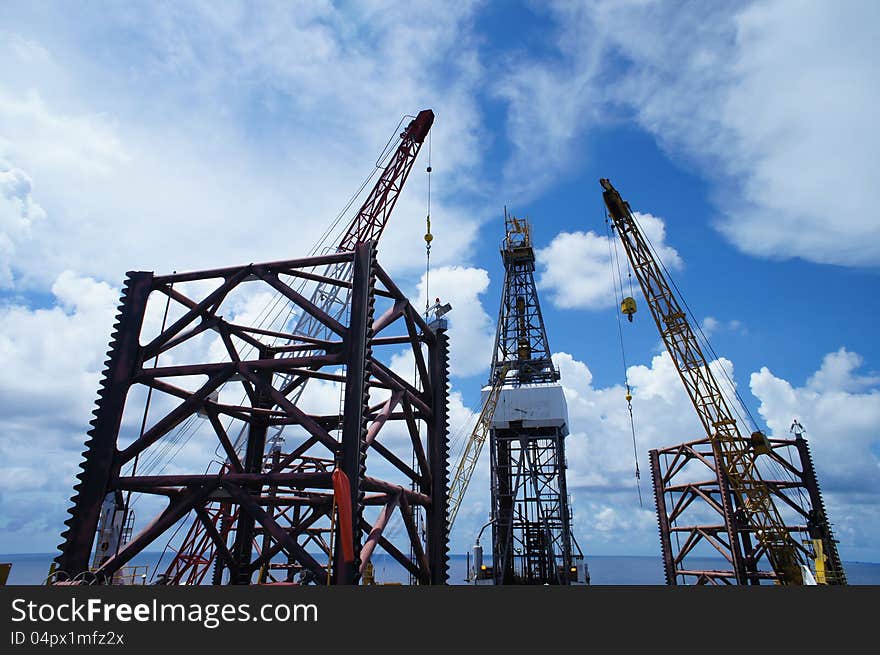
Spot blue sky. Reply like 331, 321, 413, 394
1, 0, 878, 567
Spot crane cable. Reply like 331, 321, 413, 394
399, 131, 435, 578
605, 214, 643, 507
623, 209, 806, 524
424, 131, 433, 318
630, 212, 803, 491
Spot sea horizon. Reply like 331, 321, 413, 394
4, 552, 879, 586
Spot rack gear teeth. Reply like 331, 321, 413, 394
55, 272, 152, 579
437, 330, 451, 582
353, 242, 377, 581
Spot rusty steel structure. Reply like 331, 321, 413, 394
149, 108, 435, 582
54, 242, 450, 585
651, 434, 846, 585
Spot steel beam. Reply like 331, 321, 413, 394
54, 246, 449, 586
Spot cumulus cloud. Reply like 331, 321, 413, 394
546, 347, 880, 559
493, 57, 601, 199
0, 258, 493, 551
0, 1, 494, 554
750, 352, 880, 561
3, 266, 877, 563
2, 1, 877, 567
609, 0, 880, 266
0, 271, 119, 421
0, 271, 120, 550
537, 212, 682, 310
0, 89, 129, 179
0, 163, 46, 286
701, 316, 747, 339
806, 348, 880, 394
550, 350, 703, 554
412, 265, 496, 378
0, 2, 487, 291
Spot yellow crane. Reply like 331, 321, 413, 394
599, 177, 842, 585
447, 366, 509, 531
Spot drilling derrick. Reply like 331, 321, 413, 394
487, 211, 582, 585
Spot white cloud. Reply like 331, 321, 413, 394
0, 2, 494, 554
537, 230, 613, 310
490, 1, 604, 202
493, 61, 599, 200
537, 212, 682, 310
750, 355, 880, 561
0, 2, 488, 291
545, 347, 880, 559
0, 271, 118, 421
0, 89, 129, 178
0, 271, 121, 550
701, 316, 721, 338
806, 348, 880, 394
552, 350, 706, 554
606, 0, 880, 266
2, 1, 878, 567
0, 259, 493, 550
711, 0, 880, 265
413, 265, 495, 378
0, 163, 46, 286
448, 347, 758, 556
3, 265, 878, 563
701, 315, 748, 339
497, 0, 880, 267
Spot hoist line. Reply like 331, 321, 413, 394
605, 212, 642, 506
629, 212, 801, 490
424, 130, 432, 318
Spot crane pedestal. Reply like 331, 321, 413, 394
650, 435, 847, 585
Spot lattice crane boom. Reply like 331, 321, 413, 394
337, 109, 434, 251
447, 365, 509, 531
599, 177, 808, 585
275, 109, 434, 386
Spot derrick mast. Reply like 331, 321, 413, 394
487, 211, 583, 585
490, 213, 557, 386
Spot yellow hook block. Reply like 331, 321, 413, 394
621, 296, 637, 322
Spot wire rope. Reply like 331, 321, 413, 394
605, 214, 643, 506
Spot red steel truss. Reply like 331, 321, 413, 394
54, 242, 450, 585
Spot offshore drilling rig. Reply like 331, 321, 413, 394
46, 103, 845, 588
480, 211, 584, 585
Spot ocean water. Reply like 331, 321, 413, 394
3, 552, 879, 586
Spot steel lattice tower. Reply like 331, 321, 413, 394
487, 211, 583, 585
